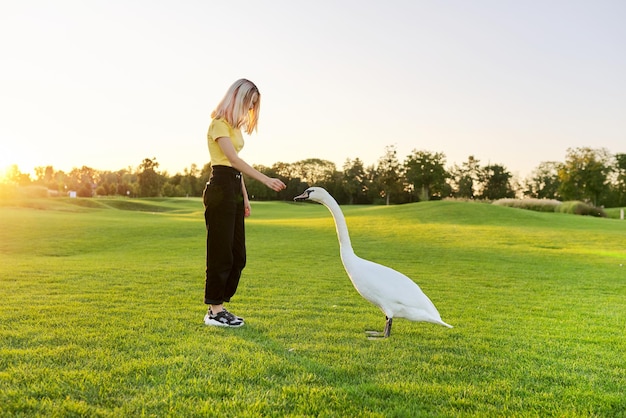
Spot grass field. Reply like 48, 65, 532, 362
1, 197, 625, 417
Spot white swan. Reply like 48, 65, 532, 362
294, 187, 452, 337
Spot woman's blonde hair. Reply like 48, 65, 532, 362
211, 79, 261, 135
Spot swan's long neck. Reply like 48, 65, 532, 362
321, 198, 354, 255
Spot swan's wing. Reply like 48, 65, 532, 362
342, 256, 438, 311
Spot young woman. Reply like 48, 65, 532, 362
203, 79, 286, 327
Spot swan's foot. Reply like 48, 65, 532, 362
365, 330, 385, 339
365, 317, 393, 339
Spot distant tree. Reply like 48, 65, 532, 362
404, 150, 448, 201
342, 158, 368, 204
260, 159, 338, 201
162, 173, 186, 197
34, 165, 60, 191
558, 147, 611, 206
361, 164, 377, 204
243, 163, 298, 201
95, 170, 120, 196
68, 166, 97, 197
479, 164, 515, 200
54, 170, 69, 194
4, 165, 31, 186
602, 153, 626, 207
200, 163, 212, 186
269, 162, 300, 201
323, 169, 349, 204
375, 145, 404, 205
524, 161, 561, 199
613, 153, 626, 207
115, 168, 135, 197
137, 157, 163, 197
271, 161, 296, 182
181, 163, 202, 197
290, 158, 337, 186
449, 156, 481, 199
244, 164, 276, 201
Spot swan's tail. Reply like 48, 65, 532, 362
429, 318, 453, 328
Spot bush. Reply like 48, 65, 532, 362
0, 183, 18, 200
493, 198, 561, 212
22, 185, 50, 198
556, 201, 607, 217
604, 207, 626, 220
494, 198, 607, 217
0, 185, 49, 201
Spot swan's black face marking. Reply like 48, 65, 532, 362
293, 189, 314, 202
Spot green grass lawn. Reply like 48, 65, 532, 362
1, 197, 625, 417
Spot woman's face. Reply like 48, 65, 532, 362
248, 91, 259, 110
247, 93, 259, 118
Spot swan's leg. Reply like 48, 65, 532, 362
384, 316, 393, 337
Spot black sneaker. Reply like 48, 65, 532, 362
204, 310, 244, 327
208, 307, 244, 322
221, 308, 244, 323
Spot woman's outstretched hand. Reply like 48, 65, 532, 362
266, 177, 286, 192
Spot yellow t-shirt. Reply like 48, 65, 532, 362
206, 118, 244, 167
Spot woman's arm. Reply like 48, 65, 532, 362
216, 137, 286, 192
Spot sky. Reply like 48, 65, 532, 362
1, 0, 625, 180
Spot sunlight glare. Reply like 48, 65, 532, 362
0, 145, 37, 182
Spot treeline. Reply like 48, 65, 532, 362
3, 146, 626, 208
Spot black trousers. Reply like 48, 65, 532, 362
203, 166, 246, 305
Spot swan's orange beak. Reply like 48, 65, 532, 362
293, 190, 311, 201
